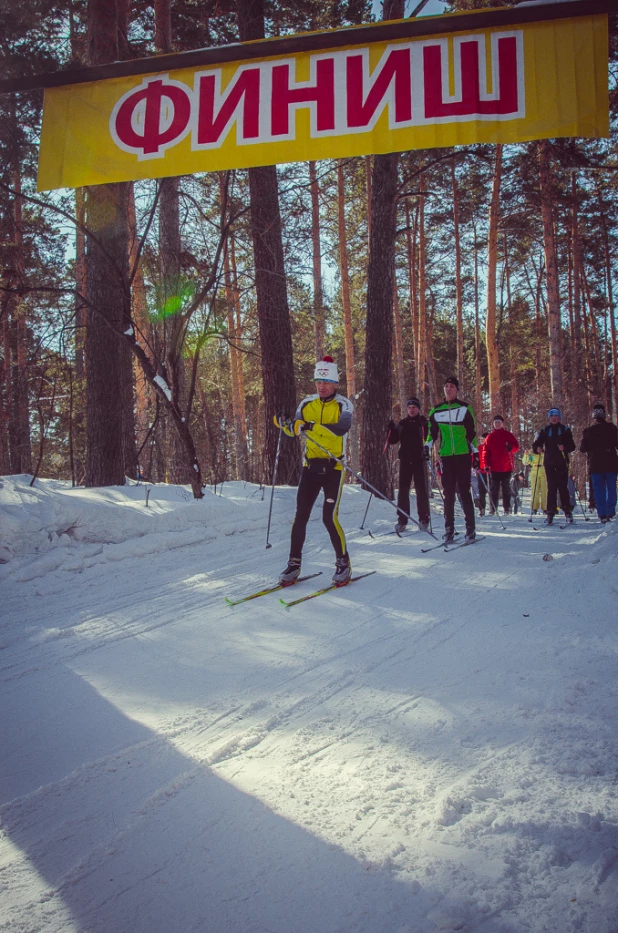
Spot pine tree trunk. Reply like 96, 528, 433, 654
393, 282, 407, 412
220, 176, 249, 480
337, 160, 359, 472
405, 200, 419, 395
485, 144, 502, 414
9, 163, 32, 474
154, 0, 191, 485
538, 140, 563, 405
128, 185, 153, 477
237, 0, 298, 485
85, 179, 131, 487
418, 176, 428, 410
474, 233, 482, 422
596, 183, 618, 421
309, 161, 325, 360
230, 234, 248, 448
452, 161, 465, 389
85, 0, 133, 487
75, 188, 87, 380
360, 0, 404, 493
362, 148, 399, 493
570, 176, 584, 385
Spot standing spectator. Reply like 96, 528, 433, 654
579, 403, 618, 524
523, 449, 547, 514
484, 415, 520, 514
387, 397, 430, 533
532, 407, 575, 525
510, 472, 526, 513
428, 376, 478, 544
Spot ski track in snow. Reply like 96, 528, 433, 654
1, 475, 617, 933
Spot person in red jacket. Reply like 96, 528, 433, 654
485, 415, 520, 514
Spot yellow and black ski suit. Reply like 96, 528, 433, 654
289, 392, 353, 561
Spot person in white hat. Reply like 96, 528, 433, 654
274, 357, 354, 585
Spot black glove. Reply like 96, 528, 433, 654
506, 443, 512, 452
300, 420, 314, 433
423, 445, 430, 461
387, 421, 396, 433
472, 453, 480, 470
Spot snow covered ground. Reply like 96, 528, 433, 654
1, 473, 617, 933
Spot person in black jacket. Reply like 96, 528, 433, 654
579, 403, 618, 524
532, 407, 576, 524
388, 397, 430, 532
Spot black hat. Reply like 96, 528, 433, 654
444, 375, 459, 388
592, 403, 606, 419
493, 414, 504, 423
406, 397, 420, 408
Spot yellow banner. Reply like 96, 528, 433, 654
38, 13, 608, 191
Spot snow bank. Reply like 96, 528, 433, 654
0, 476, 267, 579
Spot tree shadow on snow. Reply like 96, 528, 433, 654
0, 665, 462, 933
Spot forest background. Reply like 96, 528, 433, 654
1, 0, 617, 500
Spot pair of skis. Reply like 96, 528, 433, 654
421, 534, 485, 554
367, 527, 417, 539
226, 570, 376, 609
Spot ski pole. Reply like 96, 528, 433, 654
302, 431, 438, 539
476, 469, 506, 530
383, 427, 393, 455
423, 459, 433, 535
265, 426, 283, 549
359, 494, 372, 530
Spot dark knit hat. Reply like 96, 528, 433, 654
406, 397, 421, 408
592, 403, 607, 420
493, 414, 504, 423
444, 375, 459, 388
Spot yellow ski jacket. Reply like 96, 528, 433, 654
295, 393, 354, 470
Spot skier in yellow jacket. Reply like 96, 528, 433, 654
524, 449, 547, 513
274, 356, 353, 586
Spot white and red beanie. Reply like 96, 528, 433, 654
314, 355, 339, 383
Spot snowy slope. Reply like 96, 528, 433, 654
1, 474, 617, 933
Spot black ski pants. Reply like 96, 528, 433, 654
545, 463, 571, 516
396, 459, 430, 525
290, 467, 347, 560
441, 453, 475, 534
490, 471, 512, 512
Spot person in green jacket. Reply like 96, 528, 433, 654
428, 376, 478, 543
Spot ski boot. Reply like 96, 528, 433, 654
564, 513, 574, 525
418, 521, 430, 533
443, 528, 455, 545
332, 554, 352, 586
544, 514, 553, 525
279, 558, 301, 585
464, 530, 476, 543
395, 521, 407, 534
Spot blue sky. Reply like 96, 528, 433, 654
371, 0, 449, 18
